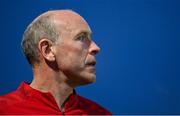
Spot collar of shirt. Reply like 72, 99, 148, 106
17, 82, 79, 113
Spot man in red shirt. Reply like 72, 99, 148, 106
0, 10, 111, 115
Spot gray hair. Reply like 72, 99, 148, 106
21, 13, 59, 66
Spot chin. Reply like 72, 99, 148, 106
87, 73, 96, 82
79, 74, 96, 86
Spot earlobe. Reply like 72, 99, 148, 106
38, 39, 56, 62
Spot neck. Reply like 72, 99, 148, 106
30, 64, 74, 110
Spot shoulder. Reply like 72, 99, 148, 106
0, 82, 28, 107
77, 95, 112, 115
0, 90, 23, 103
0, 90, 24, 111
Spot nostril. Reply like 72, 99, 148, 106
90, 47, 100, 55
92, 50, 98, 55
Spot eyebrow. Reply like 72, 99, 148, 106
75, 30, 92, 38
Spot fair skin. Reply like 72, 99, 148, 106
30, 10, 100, 111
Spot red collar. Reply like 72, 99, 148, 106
17, 82, 79, 112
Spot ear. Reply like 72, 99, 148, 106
38, 38, 56, 62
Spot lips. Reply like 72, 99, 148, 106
86, 61, 96, 66
85, 61, 96, 73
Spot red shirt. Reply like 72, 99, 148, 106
0, 82, 111, 115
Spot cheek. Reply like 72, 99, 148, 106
57, 43, 88, 68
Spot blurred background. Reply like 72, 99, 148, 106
0, 0, 179, 114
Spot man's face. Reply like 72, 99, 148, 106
53, 13, 100, 86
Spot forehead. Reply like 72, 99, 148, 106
52, 11, 92, 36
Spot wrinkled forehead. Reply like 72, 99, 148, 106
51, 11, 92, 36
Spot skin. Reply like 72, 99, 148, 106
30, 10, 100, 110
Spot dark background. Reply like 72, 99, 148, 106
0, 0, 179, 114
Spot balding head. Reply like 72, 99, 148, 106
21, 10, 90, 67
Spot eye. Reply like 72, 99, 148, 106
77, 34, 88, 42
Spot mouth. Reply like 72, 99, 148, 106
85, 61, 96, 72
85, 61, 96, 66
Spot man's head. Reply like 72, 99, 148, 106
22, 10, 100, 86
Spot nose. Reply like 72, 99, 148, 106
89, 40, 100, 55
